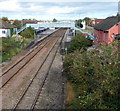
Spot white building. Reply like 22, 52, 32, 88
81, 21, 86, 29
0, 20, 17, 38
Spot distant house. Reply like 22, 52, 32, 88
89, 19, 104, 27
22, 20, 38, 24
9, 20, 14, 24
95, 19, 104, 25
89, 20, 95, 27
0, 20, 17, 37
94, 14, 120, 44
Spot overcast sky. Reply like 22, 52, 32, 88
0, 0, 119, 20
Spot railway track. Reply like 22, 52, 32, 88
2, 28, 67, 109
1, 29, 59, 76
1, 29, 62, 88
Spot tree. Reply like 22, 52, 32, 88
80, 23, 83, 28
53, 18, 57, 22
20, 26, 34, 39
75, 19, 83, 28
2, 17, 9, 23
13, 20, 21, 29
83, 17, 91, 25
68, 34, 93, 53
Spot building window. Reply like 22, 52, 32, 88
2, 31, 5, 34
104, 31, 108, 33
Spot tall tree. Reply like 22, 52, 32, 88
53, 18, 57, 22
13, 20, 21, 29
75, 19, 83, 28
2, 17, 9, 22
83, 17, 91, 25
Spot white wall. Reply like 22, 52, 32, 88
81, 21, 86, 29
0, 29, 10, 38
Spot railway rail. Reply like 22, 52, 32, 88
1, 28, 67, 109
1, 28, 61, 88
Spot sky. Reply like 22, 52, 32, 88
0, 0, 119, 20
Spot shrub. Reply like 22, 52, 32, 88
1, 27, 35, 62
68, 34, 92, 53
20, 26, 34, 39
64, 41, 119, 109
1, 37, 22, 62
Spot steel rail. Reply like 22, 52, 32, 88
1, 29, 61, 88
12, 29, 66, 110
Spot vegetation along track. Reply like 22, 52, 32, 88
2, 28, 67, 109
1, 28, 66, 88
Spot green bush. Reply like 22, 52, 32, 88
1, 27, 35, 62
68, 34, 92, 53
1, 37, 21, 62
20, 26, 34, 39
64, 41, 119, 109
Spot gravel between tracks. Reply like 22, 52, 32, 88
35, 48, 66, 109
2, 37, 57, 109
2, 29, 67, 110
15, 36, 62, 109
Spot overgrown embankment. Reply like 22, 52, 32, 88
64, 33, 119, 109
0, 27, 34, 62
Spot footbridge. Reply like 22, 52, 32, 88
26, 22, 75, 29
17, 22, 75, 34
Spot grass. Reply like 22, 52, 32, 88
76, 27, 93, 35
66, 82, 75, 103
66, 82, 76, 109
84, 27, 94, 33
2, 54, 13, 62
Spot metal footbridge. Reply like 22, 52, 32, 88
16, 22, 75, 34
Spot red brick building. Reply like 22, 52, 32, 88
94, 14, 120, 44
89, 19, 104, 27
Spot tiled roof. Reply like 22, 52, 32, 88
95, 19, 104, 22
0, 20, 16, 29
94, 14, 120, 31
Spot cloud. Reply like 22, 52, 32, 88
0, 0, 119, 20
11, 0, 120, 2
0, 0, 21, 12
45, 6, 80, 15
